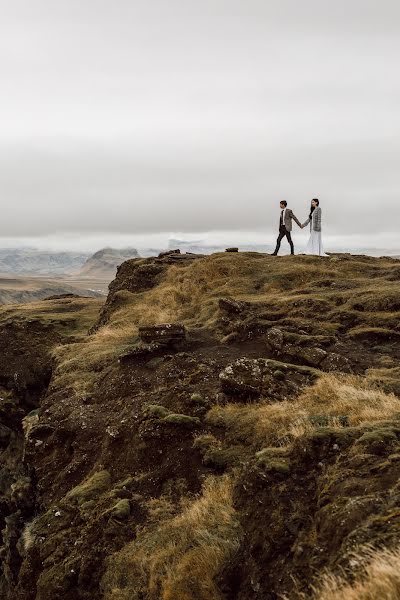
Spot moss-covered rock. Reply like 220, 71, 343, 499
162, 413, 201, 428
203, 446, 246, 471
259, 458, 290, 475
66, 470, 111, 506
110, 499, 131, 520
356, 429, 398, 454
145, 404, 171, 419
256, 448, 290, 475
273, 369, 285, 381
113, 476, 136, 491
190, 393, 208, 405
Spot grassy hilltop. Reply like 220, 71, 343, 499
0, 252, 399, 600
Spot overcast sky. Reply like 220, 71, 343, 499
0, 0, 399, 250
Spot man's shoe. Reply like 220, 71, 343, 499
271, 253, 278, 256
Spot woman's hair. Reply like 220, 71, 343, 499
309, 198, 320, 220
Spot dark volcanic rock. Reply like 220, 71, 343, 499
138, 323, 186, 345
158, 249, 181, 258
266, 327, 284, 351
218, 298, 246, 315
298, 347, 328, 367
321, 352, 352, 373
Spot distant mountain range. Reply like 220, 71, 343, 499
0, 247, 141, 278
0, 248, 90, 276
79, 247, 140, 278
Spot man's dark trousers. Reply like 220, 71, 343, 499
273, 225, 294, 255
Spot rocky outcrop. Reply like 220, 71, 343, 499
219, 358, 319, 399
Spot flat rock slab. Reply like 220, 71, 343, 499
139, 323, 186, 345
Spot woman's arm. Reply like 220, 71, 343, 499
302, 217, 311, 228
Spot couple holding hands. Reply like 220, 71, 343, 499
272, 199, 327, 257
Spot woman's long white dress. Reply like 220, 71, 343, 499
304, 214, 328, 257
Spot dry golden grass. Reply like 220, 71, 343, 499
101, 475, 241, 600
299, 546, 400, 600
48, 252, 400, 400
207, 374, 400, 449
95, 253, 352, 338
298, 374, 400, 425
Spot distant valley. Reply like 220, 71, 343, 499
0, 275, 108, 304
0, 247, 141, 304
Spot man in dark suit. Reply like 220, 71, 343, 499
272, 200, 302, 255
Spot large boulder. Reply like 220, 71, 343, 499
219, 358, 320, 399
298, 347, 328, 367
138, 323, 186, 345
219, 359, 264, 397
266, 328, 284, 351
321, 352, 352, 373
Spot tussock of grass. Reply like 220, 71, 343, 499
101, 475, 241, 600
303, 546, 400, 600
206, 375, 400, 449
350, 288, 400, 312
298, 375, 400, 425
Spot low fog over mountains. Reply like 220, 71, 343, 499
0, 248, 90, 276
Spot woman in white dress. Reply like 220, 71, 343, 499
302, 199, 328, 256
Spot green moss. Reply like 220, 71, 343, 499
203, 446, 246, 470
357, 429, 398, 445
162, 414, 201, 428
256, 447, 290, 474
145, 404, 171, 419
114, 476, 135, 490
273, 370, 285, 381
66, 470, 111, 506
255, 447, 287, 461
265, 359, 321, 379
190, 393, 208, 405
110, 499, 131, 520
260, 458, 290, 475
26, 408, 41, 418
307, 427, 357, 448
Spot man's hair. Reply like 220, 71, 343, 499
280, 200, 287, 207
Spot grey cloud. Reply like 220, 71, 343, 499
0, 0, 399, 243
